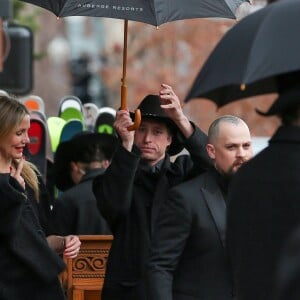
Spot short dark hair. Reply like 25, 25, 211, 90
76, 142, 107, 163
142, 116, 176, 137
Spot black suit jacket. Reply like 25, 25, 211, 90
146, 170, 234, 300
227, 125, 300, 300
92, 126, 211, 300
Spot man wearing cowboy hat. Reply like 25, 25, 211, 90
226, 86, 300, 300
52, 131, 118, 235
93, 83, 212, 300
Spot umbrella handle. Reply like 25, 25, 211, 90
128, 109, 141, 131
127, 109, 142, 131
121, 85, 141, 131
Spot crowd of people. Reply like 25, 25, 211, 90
0, 76, 299, 299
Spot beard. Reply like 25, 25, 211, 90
222, 168, 235, 182
218, 159, 247, 180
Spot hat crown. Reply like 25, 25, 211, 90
137, 95, 168, 119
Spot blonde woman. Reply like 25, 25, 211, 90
0, 94, 81, 300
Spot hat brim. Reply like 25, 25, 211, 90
256, 87, 300, 116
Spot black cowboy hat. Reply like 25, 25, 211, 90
256, 86, 300, 116
54, 131, 118, 191
130, 94, 184, 155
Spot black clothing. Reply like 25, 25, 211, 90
53, 168, 111, 235
275, 225, 300, 300
146, 169, 234, 300
93, 126, 211, 300
0, 174, 66, 300
227, 125, 300, 300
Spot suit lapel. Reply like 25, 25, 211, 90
202, 175, 227, 248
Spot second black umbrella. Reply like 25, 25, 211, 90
185, 0, 300, 107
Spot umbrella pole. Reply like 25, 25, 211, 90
121, 19, 141, 131
121, 19, 128, 110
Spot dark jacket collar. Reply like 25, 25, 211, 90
80, 168, 106, 183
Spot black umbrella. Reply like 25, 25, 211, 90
18, 0, 247, 25
19, 0, 248, 128
185, 0, 300, 107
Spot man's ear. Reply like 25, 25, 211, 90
167, 134, 172, 147
69, 161, 79, 172
206, 143, 215, 160
102, 159, 110, 169
70, 161, 80, 172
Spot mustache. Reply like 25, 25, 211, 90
227, 159, 248, 176
233, 158, 248, 166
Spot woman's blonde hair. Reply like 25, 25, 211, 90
0, 95, 40, 201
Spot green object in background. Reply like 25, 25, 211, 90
59, 107, 84, 124
47, 117, 66, 153
97, 124, 114, 135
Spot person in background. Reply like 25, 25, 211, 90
52, 131, 118, 235
226, 85, 300, 300
0, 94, 81, 300
93, 83, 212, 300
146, 115, 253, 300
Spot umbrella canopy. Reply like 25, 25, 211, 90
185, 0, 300, 107
19, 0, 249, 125
19, 0, 247, 25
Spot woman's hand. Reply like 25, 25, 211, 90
63, 235, 82, 259
10, 157, 26, 189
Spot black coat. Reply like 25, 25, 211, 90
146, 170, 234, 300
275, 225, 300, 300
52, 168, 111, 235
226, 125, 300, 300
0, 174, 65, 300
93, 126, 211, 300
30, 174, 56, 236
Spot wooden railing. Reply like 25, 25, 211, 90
61, 235, 113, 300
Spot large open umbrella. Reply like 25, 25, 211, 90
185, 0, 300, 107
19, 0, 249, 128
